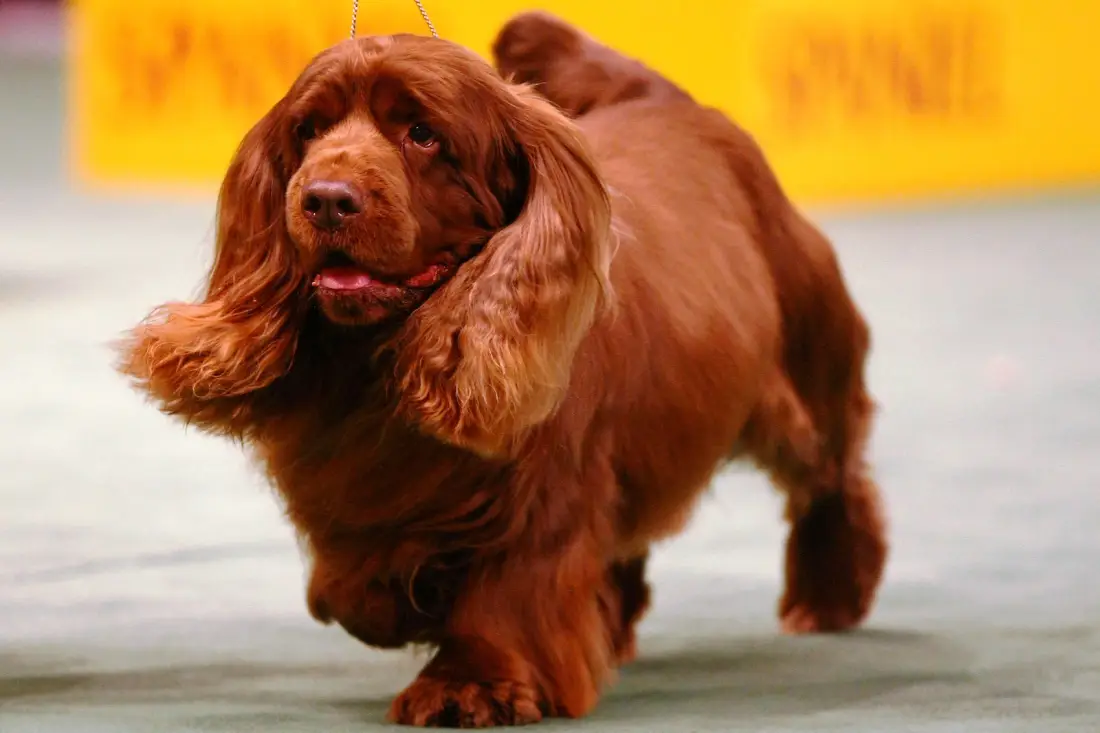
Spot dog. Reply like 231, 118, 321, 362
117, 12, 887, 727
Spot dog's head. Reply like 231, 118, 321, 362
121, 35, 613, 455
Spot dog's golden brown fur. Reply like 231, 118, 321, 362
117, 12, 887, 728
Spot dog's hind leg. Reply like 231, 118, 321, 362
743, 370, 888, 633
600, 554, 651, 665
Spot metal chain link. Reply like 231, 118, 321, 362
350, 0, 438, 39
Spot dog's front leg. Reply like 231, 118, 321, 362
388, 532, 613, 727
307, 550, 448, 650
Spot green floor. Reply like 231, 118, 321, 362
2, 56, 1099, 732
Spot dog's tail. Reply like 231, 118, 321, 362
491, 11, 691, 118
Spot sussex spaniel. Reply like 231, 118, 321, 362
118, 13, 887, 728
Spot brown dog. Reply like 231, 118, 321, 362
117, 12, 887, 728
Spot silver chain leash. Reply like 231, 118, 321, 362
350, 0, 438, 39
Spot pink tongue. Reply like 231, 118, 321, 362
315, 267, 375, 291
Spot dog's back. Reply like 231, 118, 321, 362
495, 13, 871, 430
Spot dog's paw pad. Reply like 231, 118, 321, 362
388, 676, 543, 728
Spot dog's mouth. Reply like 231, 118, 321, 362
309, 248, 472, 326
311, 250, 457, 295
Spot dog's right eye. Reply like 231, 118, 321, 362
295, 120, 317, 142
407, 122, 438, 148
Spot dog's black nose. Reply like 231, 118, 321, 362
302, 180, 363, 230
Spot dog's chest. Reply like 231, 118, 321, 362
257, 407, 508, 538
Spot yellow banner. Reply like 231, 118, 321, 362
68, 0, 1100, 205
736, 0, 1100, 204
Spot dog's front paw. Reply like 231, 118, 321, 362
388, 676, 543, 728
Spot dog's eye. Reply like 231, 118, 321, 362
407, 122, 437, 148
295, 120, 317, 142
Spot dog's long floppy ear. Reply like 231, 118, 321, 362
116, 102, 308, 436
395, 85, 614, 457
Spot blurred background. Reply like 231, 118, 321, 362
2, 1, 1098, 731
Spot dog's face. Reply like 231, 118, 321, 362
270, 36, 525, 326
